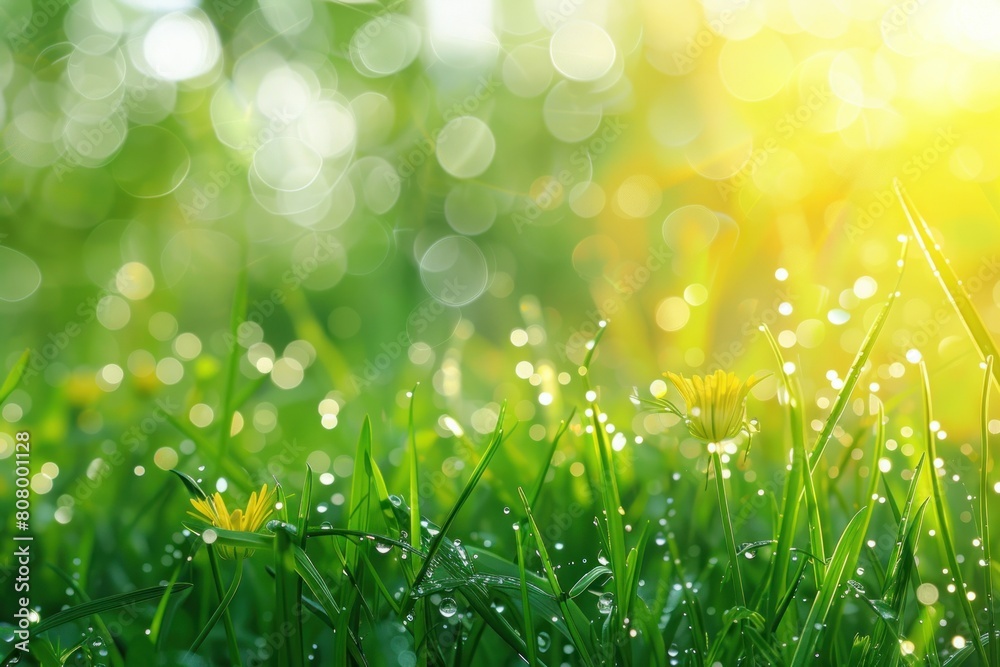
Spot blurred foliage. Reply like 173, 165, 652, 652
3, 0, 1000, 664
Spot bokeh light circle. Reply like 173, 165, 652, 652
550, 21, 617, 83
436, 117, 496, 179
662, 205, 721, 253
142, 10, 221, 82
419, 236, 489, 306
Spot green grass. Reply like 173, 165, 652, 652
6, 191, 1000, 667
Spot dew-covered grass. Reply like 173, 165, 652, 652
5, 2, 1000, 666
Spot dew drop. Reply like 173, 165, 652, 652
439, 597, 458, 618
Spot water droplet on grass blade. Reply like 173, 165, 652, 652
439, 598, 458, 618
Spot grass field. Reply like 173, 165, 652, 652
5, 0, 1000, 665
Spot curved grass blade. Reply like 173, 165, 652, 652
293, 466, 312, 661
825, 397, 888, 653
274, 525, 303, 667
171, 468, 208, 500
188, 556, 243, 656
810, 238, 907, 469
0, 349, 29, 404
762, 324, 826, 589
288, 542, 368, 666
347, 415, 374, 573
527, 407, 576, 512
590, 403, 628, 621
568, 566, 613, 599
790, 508, 868, 667
45, 565, 125, 667
518, 487, 596, 667
896, 180, 1000, 389
982, 356, 999, 667
193, 525, 273, 552
151, 559, 189, 650
27, 584, 192, 636
515, 524, 539, 667
404, 402, 508, 615
920, 360, 988, 665
942, 632, 1000, 666
207, 545, 243, 666
407, 383, 422, 550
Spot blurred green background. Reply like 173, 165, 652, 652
4, 0, 1000, 664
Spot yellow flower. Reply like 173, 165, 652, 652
665, 370, 763, 443
188, 484, 277, 559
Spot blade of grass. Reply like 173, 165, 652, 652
294, 466, 312, 661
982, 356, 999, 666
286, 540, 368, 666
527, 408, 576, 512
46, 565, 125, 667
207, 546, 243, 667
272, 484, 303, 667
590, 403, 628, 625
151, 560, 187, 649
405, 385, 428, 667
859, 454, 926, 666
825, 397, 888, 654
515, 523, 539, 667
580, 321, 608, 394
896, 180, 1000, 389
790, 507, 868, 667
518, 487, 596, 667
920, 360, 988, 665
347, 415, 374, 573
809, 238, 907, 470
171, 468, 208, 500
0, 349, 29, 404
24, 584, 193, 636
188, 556, 243, 656
404, 402, 508, 616
710, 448, 747, 608
407, 384, 422, 550
762, 324, 827, 589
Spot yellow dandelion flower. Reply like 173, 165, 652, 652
188, 484, 277, 559
665, 370, 763, 443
